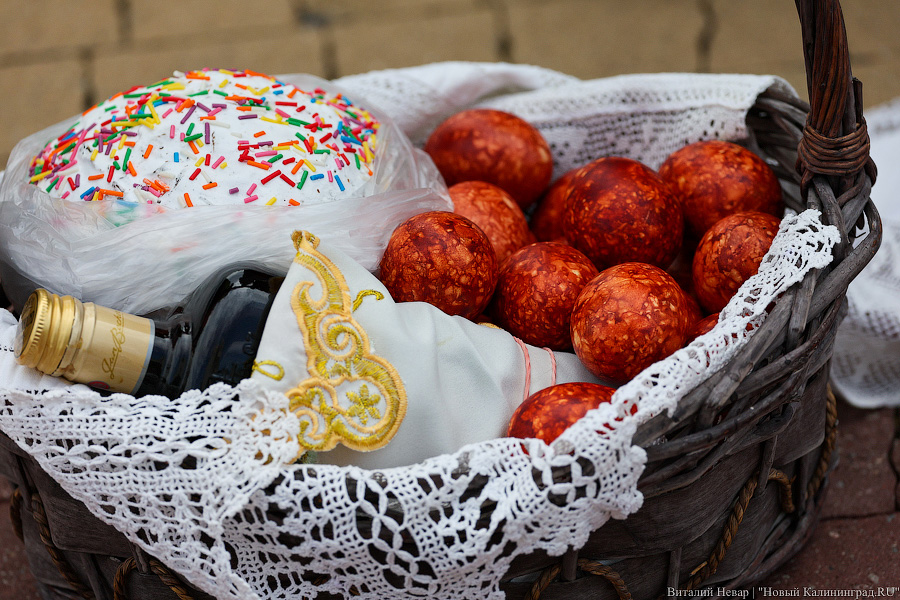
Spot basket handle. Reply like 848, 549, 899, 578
795, 0, 877, 192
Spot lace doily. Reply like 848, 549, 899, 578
335, 64, 793, 174
829, 98, 900, 407
0, 64, 848, 599
0, 210, 839, 600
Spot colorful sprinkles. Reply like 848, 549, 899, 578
28, 68, 380, 207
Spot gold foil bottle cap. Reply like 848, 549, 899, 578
15, 289, 79, 375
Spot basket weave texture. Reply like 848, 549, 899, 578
0, 0, 882, 598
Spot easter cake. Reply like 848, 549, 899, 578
27, 68, 380, 208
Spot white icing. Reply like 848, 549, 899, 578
29, 69, 379, 208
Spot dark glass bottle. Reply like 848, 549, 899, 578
14, 268, 283, 398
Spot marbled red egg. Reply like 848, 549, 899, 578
684, 292, 704, 331
665, 236, 699, 296
563, 157, 683, 270
659, 140, 783, 239
692, 211, 781, 313
379, 211, 498, 319
424, 109, 553, 211
530, 168, 579, 243
507, 381, 617, 444
449, 181, 535, 263
570, 262, 695, 384
686, 312, 720, 344
491, 242, 599, 350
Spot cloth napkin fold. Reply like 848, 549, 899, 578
250, 230, 599, 468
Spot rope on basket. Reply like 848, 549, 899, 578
526, 558, 632, 600
682, 382, 840, 592
523, 386, 841, 599
29, 492, 97, 600
113, 556, 196, 600
807, 385, 838, 500
682, 468, 795, 592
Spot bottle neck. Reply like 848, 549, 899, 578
15, 289, 155, 394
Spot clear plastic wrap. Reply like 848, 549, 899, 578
0, 73, 451, 315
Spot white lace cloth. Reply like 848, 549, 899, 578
829, 98, 900, 408
0, 63, 868, 599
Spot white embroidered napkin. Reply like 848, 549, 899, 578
249, 230, 600, 468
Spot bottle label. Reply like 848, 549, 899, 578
79, 306, 154, 394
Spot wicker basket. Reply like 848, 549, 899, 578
0, 0, 882, 598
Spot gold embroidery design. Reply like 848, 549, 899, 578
285, 231, 407, 452
352, 289, 384, 312
252, 360, 285, 381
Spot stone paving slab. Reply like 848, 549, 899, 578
3, 0, 900, 167
893, 437, 900, 509
756, 399, 900, 591
821, 404, 898, 519
0, 0, 120, 56
760, 513, 900, 592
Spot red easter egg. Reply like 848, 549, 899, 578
379, 211, 498, 319
665, 235, 700, 296
692, 211, 781, 313
659, 140, 783, 239
686, 312, 720, 344
531, 168, 579, 243
564, 157, 683, 270
424, 109, 553, 211
449, 181, 534, 263
570, 262, 695, 384
491, 242, 599, 350
507, 381, 617, 444
684, 293, 704, 330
